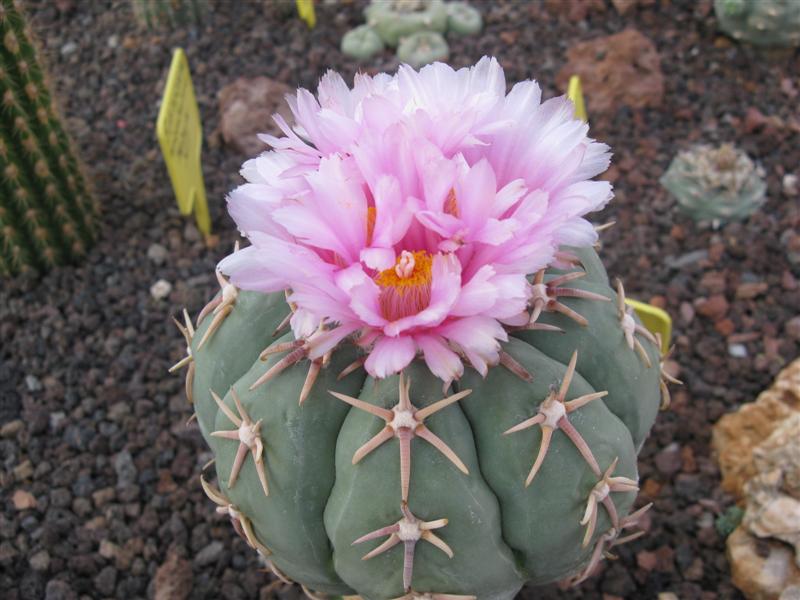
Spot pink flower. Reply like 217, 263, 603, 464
219, 58, 612, 384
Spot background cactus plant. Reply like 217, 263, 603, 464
342, 0, 481, 65
364, 0, 449, 47
0, 0, 97, 276
396, 31, 449, 69
131, 0, 207, 29
715, 0, 800, 47
341, 24, 385, 61
446, 1, 482, 36
660, 143, 767, 224
175, 245, 663, 599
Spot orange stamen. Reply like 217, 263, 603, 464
444, 189, 459, 217
366, 206, 377, 246
375, 250, 433, 321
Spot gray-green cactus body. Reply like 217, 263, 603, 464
364, 0, 448, 47
341, 25, 385, 60
396, 31, 449, 69
185, 246, 661, 599
446, 1, 482, 36
660, 144, 766, 223
715, 0, 800, 47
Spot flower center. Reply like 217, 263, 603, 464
375, 250, 433, 321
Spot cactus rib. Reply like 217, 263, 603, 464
329, 373, 471, 503
354, 504, 453, 592
529, 269, 610, 326
503, 350, 607, 487
209, 387, 269, 496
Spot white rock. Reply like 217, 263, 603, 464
147, 243, 168, 265
728, 343, 748, 358
24, 375, 42, 392
784, 174, 799, 197
60, 41, 77, 56
150, 279, 172, 300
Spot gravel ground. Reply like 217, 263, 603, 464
1, 1, 799, 598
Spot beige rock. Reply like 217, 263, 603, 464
742, 413, 800, 565
753, 413, 800, 499
556, 29, 664, 115
12, 489, 36, 510
718, 359, 800, 599
712, 358, 800, 500
727, 526, 800, 600
218, 76, 293, 157
781, 586, 800, 600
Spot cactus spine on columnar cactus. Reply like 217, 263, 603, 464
0, 0, 97, 276
172, 59, 669, 598
131, 0, 207, 29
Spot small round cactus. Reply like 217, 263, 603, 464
715, 0, 800, 47
364, 0, 448, 47
397, 31, 449, 69
660, 143, 767, 223
446, 1, 482, 36
341, 24, 385, 60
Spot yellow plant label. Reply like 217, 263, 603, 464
296, 0, 316, 28
625, 299, 672, 354
566, 73, 672, 351
156, 48, 211, 236
567, 75, 587, 123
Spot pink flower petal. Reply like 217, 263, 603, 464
415, 334, 464, 384
364, 335, 417, 378
451, 265, 498, 317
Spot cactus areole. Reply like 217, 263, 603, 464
173, 59, 667, 599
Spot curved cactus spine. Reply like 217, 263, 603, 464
176, 244, 668, 598
0, 0, 96, 275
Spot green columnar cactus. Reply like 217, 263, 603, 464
715, 0, 800, 47
131, 0, 207, 29
174, 245, 663, 598
0, 0, 97, 275
660, 143, 767, 224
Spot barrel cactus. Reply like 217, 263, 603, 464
172, 58, 667, 599
660, 143, 766, 223
715, 0, 800, 47
0, 0, 97, 276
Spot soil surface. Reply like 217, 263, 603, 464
2, 1, 799, 599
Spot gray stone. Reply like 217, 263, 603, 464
192, 541, 223, 567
